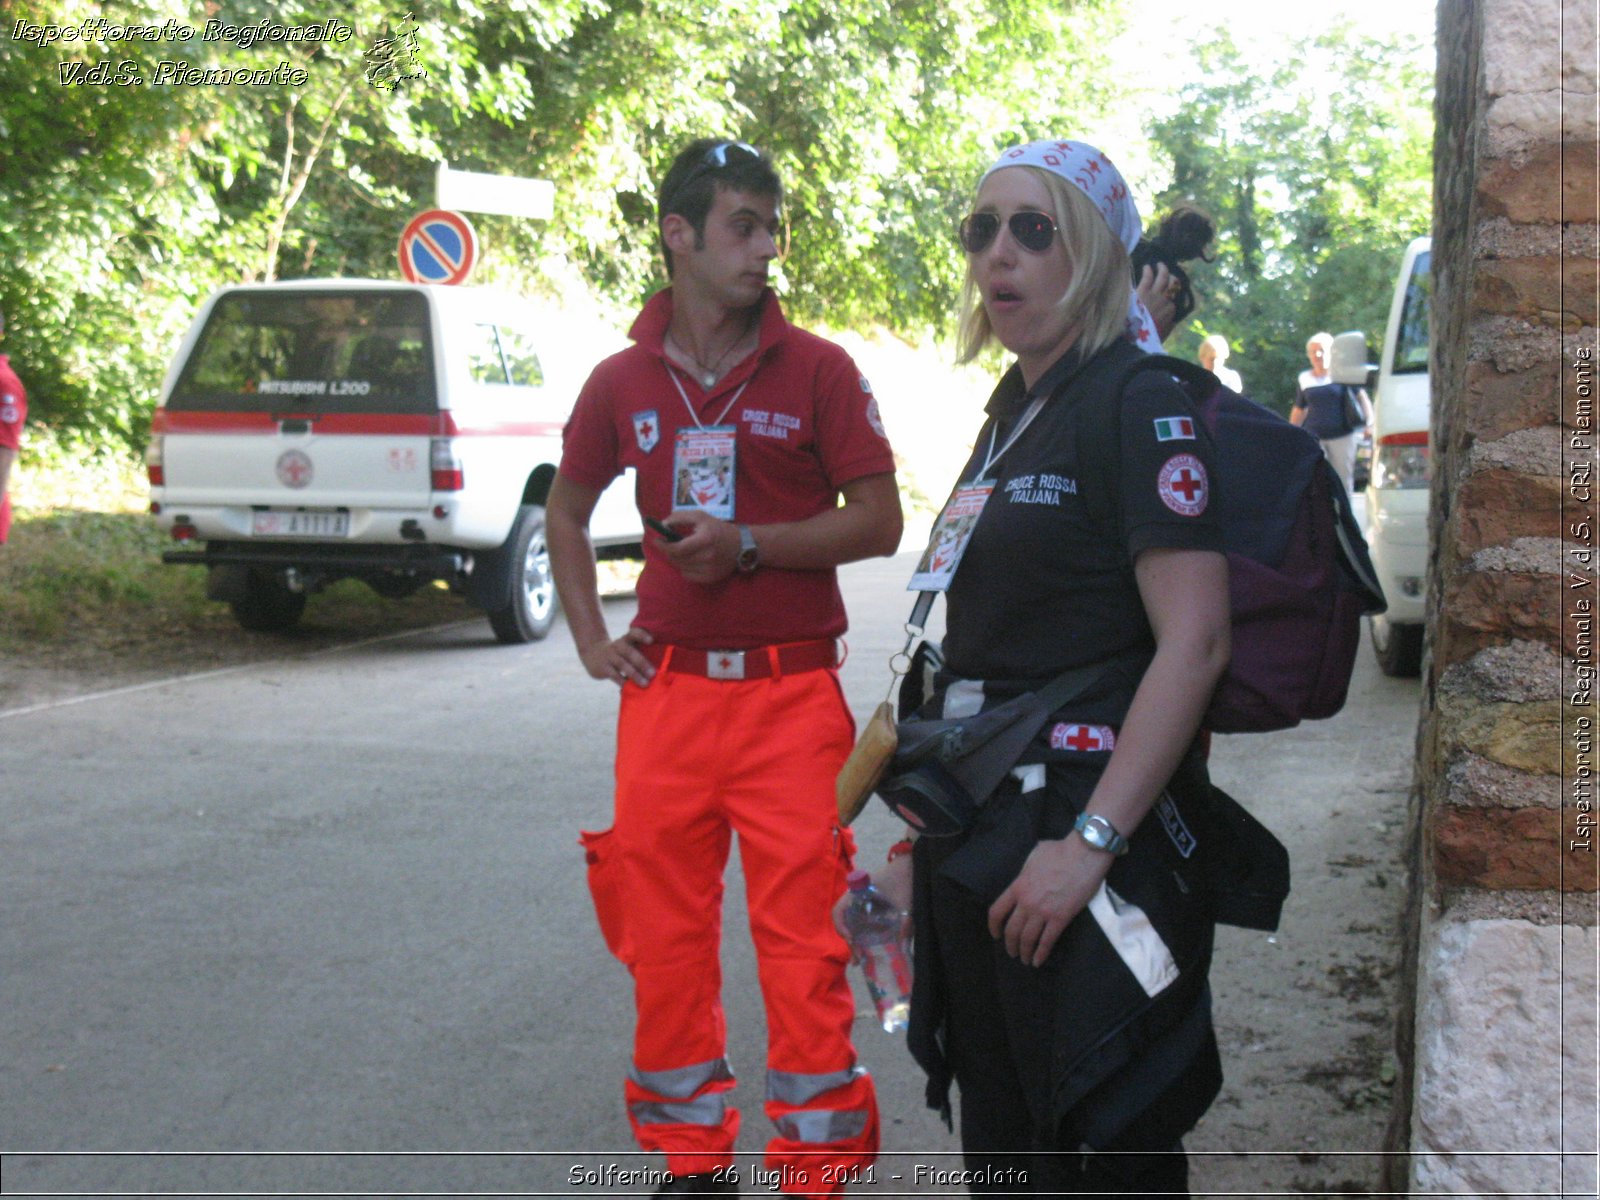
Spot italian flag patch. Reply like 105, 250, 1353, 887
1153, 416, 1196, 441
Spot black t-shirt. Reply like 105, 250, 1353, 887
942, 339, 1223, 682
1294, 382, 1356, 440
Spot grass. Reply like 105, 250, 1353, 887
1, 509, 208, 640
0, 449, 493, 670
0, 505, 484, 669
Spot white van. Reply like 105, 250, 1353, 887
1364, 237, 1432, 676
147, 280, 641, 642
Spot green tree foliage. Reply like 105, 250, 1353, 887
1, 0, 1123, 453
3, 2, 1433, 455
1147, 25, 1433, 411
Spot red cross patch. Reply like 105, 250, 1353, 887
1049, 723, 1117, 753
633, 410, 660, 453
1157, 454, 1209, 517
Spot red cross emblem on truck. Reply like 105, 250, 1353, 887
276, 449, 313, 489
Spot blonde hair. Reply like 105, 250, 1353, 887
1199, 333, 1229, 365
957, 168, 1131, 365
1307, 331, 1333, 355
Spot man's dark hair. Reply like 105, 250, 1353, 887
657, 138, 782, 277
1130, 204, 1216, 327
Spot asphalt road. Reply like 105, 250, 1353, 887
0, 543, 1421, 1198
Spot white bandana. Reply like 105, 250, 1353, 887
982, 139, 1162, 352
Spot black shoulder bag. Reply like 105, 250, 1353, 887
865, 590, 1114, 838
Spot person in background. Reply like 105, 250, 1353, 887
0, 307, 27, 546
1197, 333, 1243, 392
847, 139, 1230, 1195
1295, 331, 1333, 395
1291, 331, 1372, 492
547, 137, 901, 1198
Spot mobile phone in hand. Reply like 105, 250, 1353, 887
645, 516, 684, 542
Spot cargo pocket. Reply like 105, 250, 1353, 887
579, 828, 633, 966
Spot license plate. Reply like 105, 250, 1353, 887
251, 509, 350, 537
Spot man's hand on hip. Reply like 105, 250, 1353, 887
579, 626, 657, 687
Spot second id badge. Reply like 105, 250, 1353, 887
908, 482, 994, 592
672, 425, 737, 520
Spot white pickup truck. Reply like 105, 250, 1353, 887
146, 280, 640, 642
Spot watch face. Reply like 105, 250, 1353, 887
1076, 813, 1126, 854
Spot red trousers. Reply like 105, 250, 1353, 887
583, 659, 879, 1195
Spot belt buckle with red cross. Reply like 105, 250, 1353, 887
706, 649, 746, 680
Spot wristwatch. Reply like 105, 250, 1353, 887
735, 524, 760, 573
1073, 812, 1130, 856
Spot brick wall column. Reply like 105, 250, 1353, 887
1404, 0, 1598, 1194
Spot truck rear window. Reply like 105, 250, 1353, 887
168, 290, 437, 413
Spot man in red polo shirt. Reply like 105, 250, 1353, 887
0, 307, 27, 546
548, 138, 902, 1197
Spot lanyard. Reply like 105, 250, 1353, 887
973, 394, 1047, 482
666, 361, 750, 431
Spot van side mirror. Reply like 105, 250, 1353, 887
1330, 330, 1375, 387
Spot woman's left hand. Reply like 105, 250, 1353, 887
987, 836, 1114, 968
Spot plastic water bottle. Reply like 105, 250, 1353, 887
841, 869, 912, 1033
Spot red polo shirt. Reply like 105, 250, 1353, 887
560, 290, 896, 649
0, 355, 27, 544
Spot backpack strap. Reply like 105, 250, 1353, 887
1112, 352, 1221, 399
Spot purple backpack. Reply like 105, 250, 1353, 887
1120, 356, 1388, 733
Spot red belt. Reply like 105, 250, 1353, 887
643, 639, 840, 681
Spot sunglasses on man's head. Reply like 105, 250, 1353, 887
667, 140, 762, 206
958, 210, 1058, 254
702, 140, 759, 169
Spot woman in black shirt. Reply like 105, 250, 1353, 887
852, 140, 1231, 1196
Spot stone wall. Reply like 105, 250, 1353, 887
1403, 0, 1599, 1194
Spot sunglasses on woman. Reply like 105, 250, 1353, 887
958, 210, 1058, 255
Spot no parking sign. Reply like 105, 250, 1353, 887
398, 209, 479, 284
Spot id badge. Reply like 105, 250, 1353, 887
908, 482, 993, 592
672, 425, 737, 520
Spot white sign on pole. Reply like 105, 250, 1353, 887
435, 162, 555, 220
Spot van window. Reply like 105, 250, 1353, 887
467, 324, 544, 388
1392, 249, 1431, 375
499, 329, 545, 388
169, 290, 436, 413
468, 323, 508, 384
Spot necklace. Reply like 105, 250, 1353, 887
668, 319, 754, 388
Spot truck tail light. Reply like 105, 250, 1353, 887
171, 521, 198, 541
145, 437, 165, 487
430, 439, 464, 492
1372, 431, 1430, 490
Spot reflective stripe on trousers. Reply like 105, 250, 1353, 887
628, 1058, 736, 1128
768, 1065, 872, 1144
